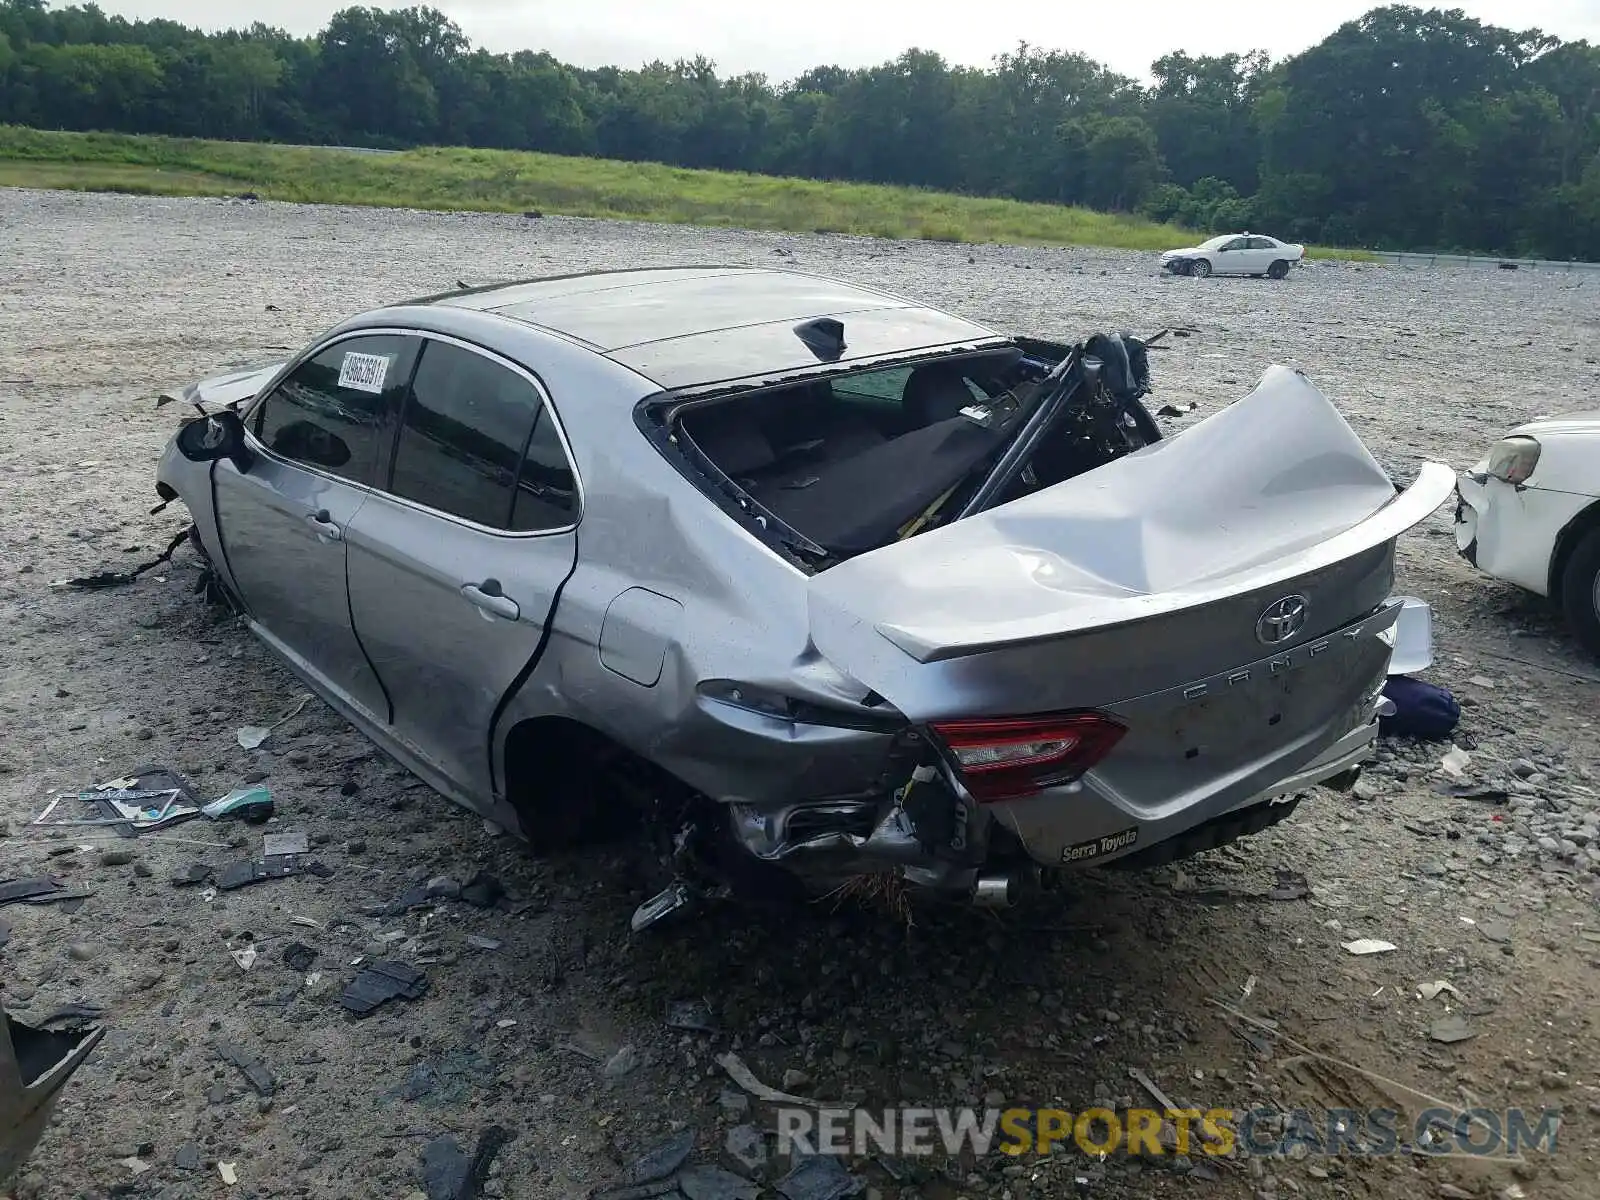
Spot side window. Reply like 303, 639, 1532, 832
1249, 237, 1275, 250
511, 407, 578, 531
1222, 237, 1247, 252
254, 334, 414, 485
391, 340, 576, 531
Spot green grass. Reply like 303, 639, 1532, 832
0, 126, 1367, 258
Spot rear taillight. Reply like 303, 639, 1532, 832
929, 712, 1126, 803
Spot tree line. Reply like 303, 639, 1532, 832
2, 0, 1598, 259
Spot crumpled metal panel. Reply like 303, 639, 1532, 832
806, 366, 1455, 715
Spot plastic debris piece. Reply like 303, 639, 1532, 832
1430, 1014, 1476, 1044
174, 1143, 201, 1171
466, 935, 501, 951
679, 1165, 761, 1200
0, 877, 63, 906
203, 786, 275, 824
174, 863, 215, 887
263, 831, 309, 857
341, 961, 428, 1016
1241, 975, 1256, 1000
1439, 748, 1471, 778
236, 726, 272, 750
775, 1154, 864, 1200
1418, 980, 1461, 1002
422, 1126, 512, 1200
219, 1162, 237, 1186
120, 1158, 152, 1176
609, 1129, 695, 1190
665, 999, 716, 1033
230, 945, 258, 971
215, 1041, 276, 1095
1341, 938, 1397, 955
717, 1051, 856, 1110
460, 872, 504, 909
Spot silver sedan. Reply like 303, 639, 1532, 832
155, 266, 1451, 928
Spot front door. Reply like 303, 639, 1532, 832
215, 332, 418, 720
344, 335, 581, 801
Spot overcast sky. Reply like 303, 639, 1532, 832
96, 0, 1600, 82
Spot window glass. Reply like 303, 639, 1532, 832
1222, 238, 1247, 251
1248, 237, 1275, 249
390, 341, 546, 528
254, 335, 413, 485
510, 407, 579, 531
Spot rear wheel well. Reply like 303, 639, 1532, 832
1549, 500, 1600, 599
501, 716, 691, 854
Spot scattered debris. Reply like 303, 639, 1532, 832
774, 1154, 864, 1200
262, 831, 309, 857
678, 1164, 761, 1200
460, 872, 505, 909
603, 1044, 641, 1078
341, 961, 428, 1016
1342, 938, 1398, 955
465, 935, 501, 951
725, 1125, 767, 1174
1417, 981, 1462, 1002
218, 1161, 237, 1186
215, 1040, 276, 1095
601, 1129, 695, 1194
229, 945, 258, 971
1439, 747, 1472, 778
119, 1157, 152, 1176
420, 1125, 512, 1200
174, 1143, 201, 1171
236, 693, 313, 750
665, 999, 716, 1033
282, 942, 317, 972
0, 877, 63, 906
203, 785, 275, 824
1155, 401, 1198, 417
1267, 870, 1310, 901
215, 855, 327, 890
1430, 1014, 1477, 1044
1433, 783, 1509, 803
51, 528, 189, 590
717, 1052, 856, 1109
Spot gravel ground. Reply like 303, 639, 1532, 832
2, 189, 1599, 1200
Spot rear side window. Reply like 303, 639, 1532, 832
254, 334, 415, 485
390, 340, 577, 531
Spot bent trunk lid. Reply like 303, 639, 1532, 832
807, 365, 1454, 723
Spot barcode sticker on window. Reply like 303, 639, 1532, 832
338, 352, 390, 394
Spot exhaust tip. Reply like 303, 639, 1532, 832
972, 874, 1013, 908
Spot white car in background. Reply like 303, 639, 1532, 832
1454, 411, 1600, 658
1161, 233, 1305, 279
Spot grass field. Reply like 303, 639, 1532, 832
0, 126, 1363, 257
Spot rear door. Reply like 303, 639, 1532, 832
344, 334, 580, 801
1247, 237, 1280, 272
215, 332, 418, 719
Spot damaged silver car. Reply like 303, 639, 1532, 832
155, 267, 1452, 926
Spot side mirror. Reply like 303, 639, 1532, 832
176, 409, 254, 473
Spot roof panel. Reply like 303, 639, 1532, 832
608, 306, 1003, 391
489, 269, 906, 351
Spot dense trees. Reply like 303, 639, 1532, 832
2, 0, 1598, 257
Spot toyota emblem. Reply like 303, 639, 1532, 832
1256, 595, 1310, 645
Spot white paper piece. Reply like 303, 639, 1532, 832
337, 351, 390, 394
1440, 747, 1471, 778
219, 1162, 238, 1186
236, 725, 271, 750
1342, 938, 1397, 956
231, 946, 257, 971
1418, 980, 1461, 1001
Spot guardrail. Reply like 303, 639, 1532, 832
1369, 251, 1600, 272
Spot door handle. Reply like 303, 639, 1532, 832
461, 579, 521, 621
306, 509, 343, 541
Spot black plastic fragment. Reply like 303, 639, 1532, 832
173, 863, 215, 887
282, 942, 317, 972
38, 1002, 105, 1029
215, 1040, 276, 1095
215, 855, 328, 891
420, 1126, 512, 1200
608, 1129, 695, 1191
679, 1165, 761, 1200
0, 877, 62, 906
341, 961, 428, 1016
775, 1155, 864, 1200
174, 1142, 201, 1171
460, 872, 505, 910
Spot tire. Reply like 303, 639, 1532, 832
1559, 527, 1600, 659
1267, 259, 1290, 280
1191, 258, 1212, 278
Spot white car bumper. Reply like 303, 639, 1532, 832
1454, 467, 1595, 597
